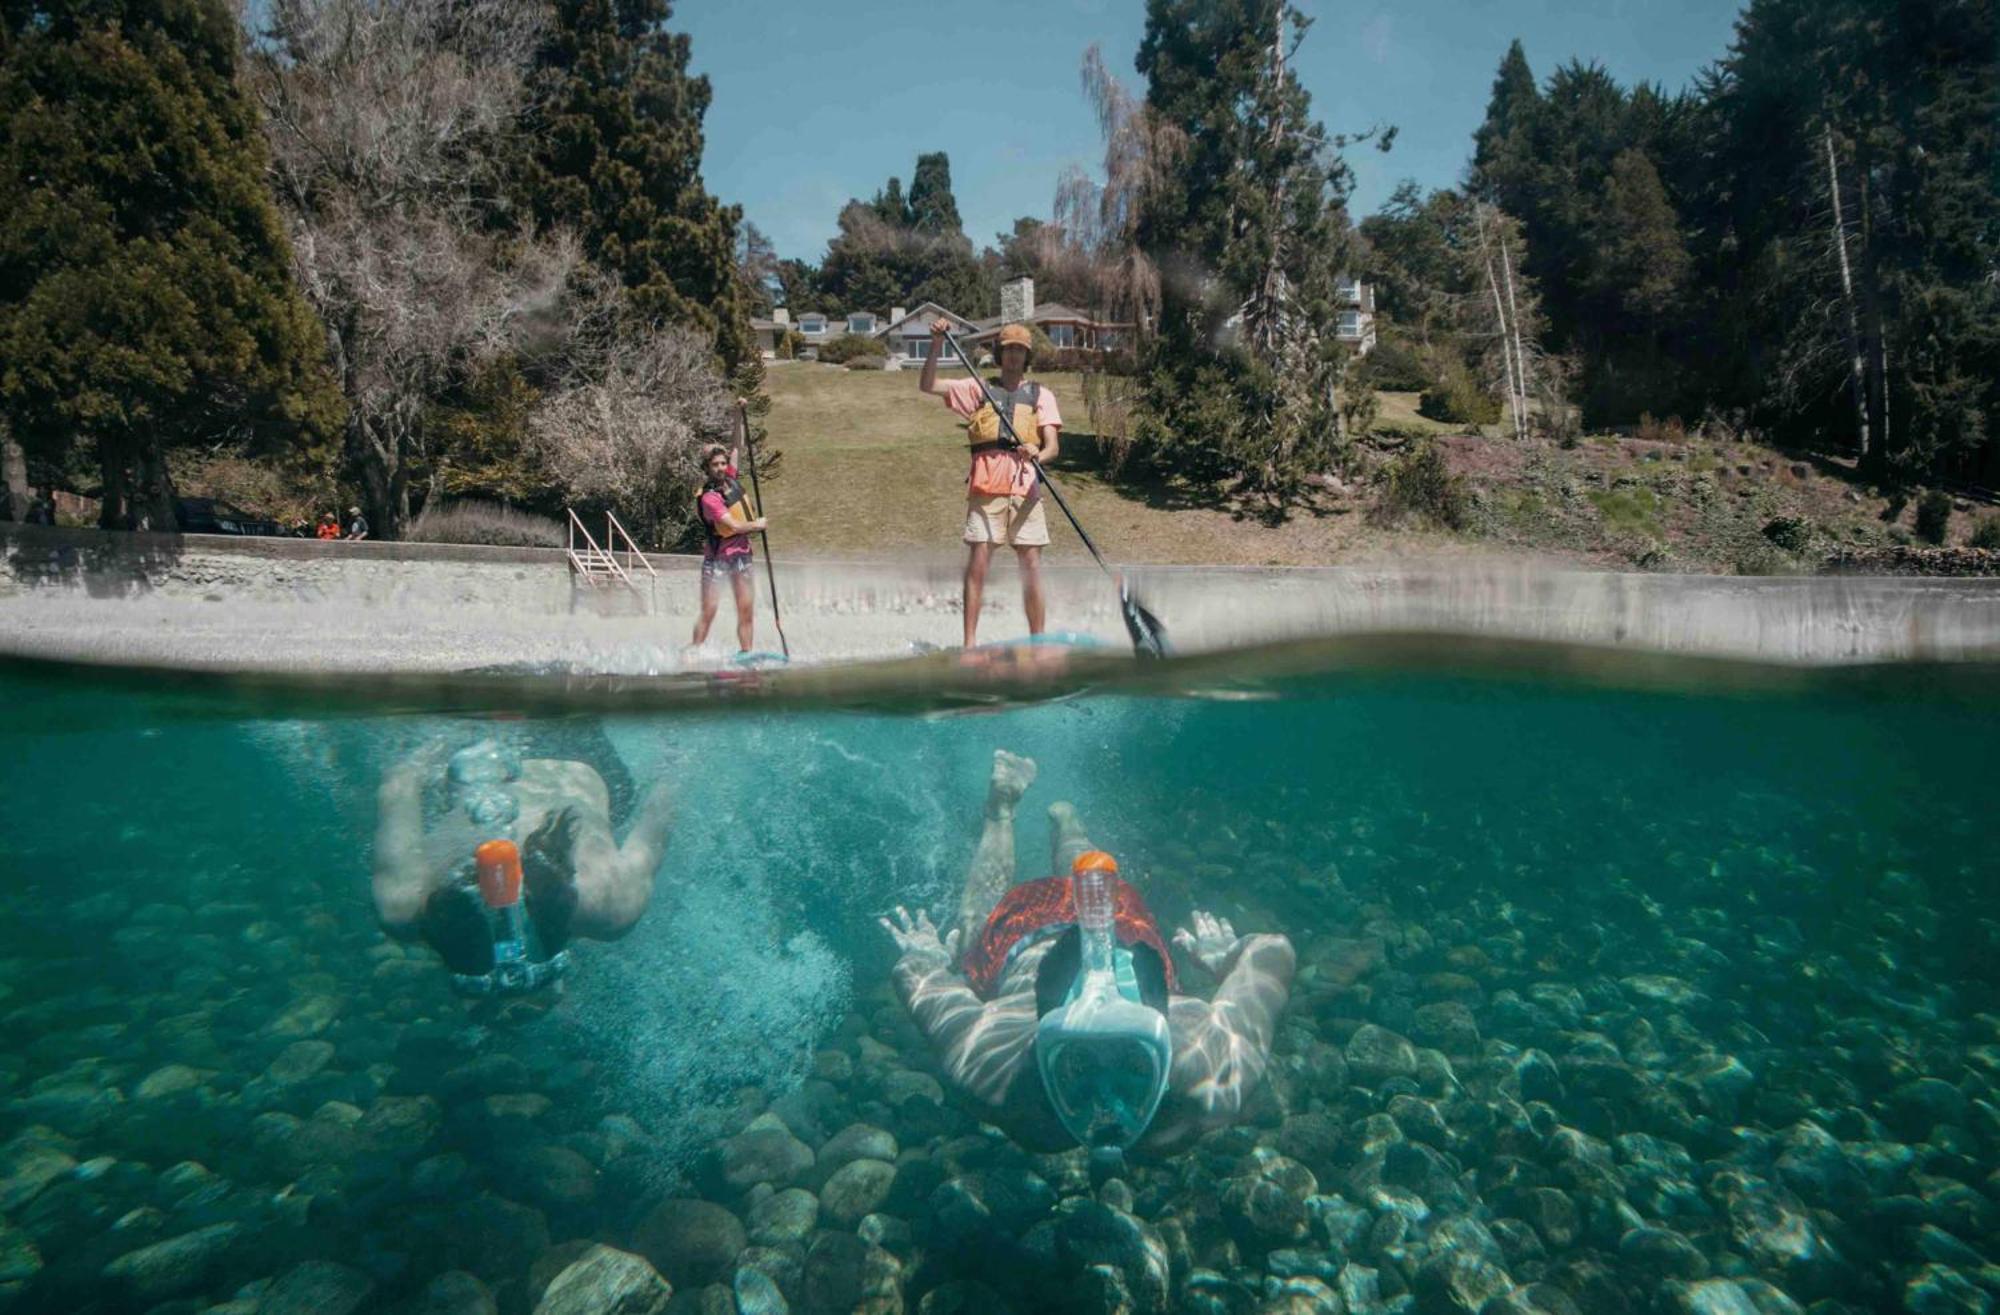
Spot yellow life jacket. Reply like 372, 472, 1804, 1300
704, 474, 755, 541
966, 380, 1044, 499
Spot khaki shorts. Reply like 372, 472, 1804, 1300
963, 492, 1050, 547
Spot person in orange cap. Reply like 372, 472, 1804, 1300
879, 749, 1296, 1159
371, 739, 674, 996
919, 319, 1063, 647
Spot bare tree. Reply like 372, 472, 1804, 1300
247, 0, 553, 538
527, 277, 733, 548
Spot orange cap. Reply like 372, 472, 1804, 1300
475, 839, 523, 909
1072, 850, 1119, 876
997, 323, 1033, 353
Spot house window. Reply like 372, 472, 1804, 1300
1336, 279, 1362, 303
906, 338, 929, 359
799, 316, 825, 335
1336, 310, 1362, 338
1048, 323, 1076, 347
848, 313, 874, 334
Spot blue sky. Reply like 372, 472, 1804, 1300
677, 0, 1746, 263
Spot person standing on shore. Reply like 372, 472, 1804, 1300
692, 402, 768, 654
344, 506, 369, 540
919, 320, 1062, 648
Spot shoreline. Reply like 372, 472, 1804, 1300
4, 523, 1999, 674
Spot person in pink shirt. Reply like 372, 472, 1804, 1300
919, 320, 1063, 647
692, 404, 768, 652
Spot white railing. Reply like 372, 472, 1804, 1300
566, 509, 630, 588
603, 509, 655, 578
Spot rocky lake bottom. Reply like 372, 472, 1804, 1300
0, 662, 1994, 1315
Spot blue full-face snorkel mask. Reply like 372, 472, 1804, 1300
1034, 859, 1173, 1156
441, 741, 567, 997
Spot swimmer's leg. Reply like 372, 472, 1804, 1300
955, 750, 1036, 952
1048, 801, 1096, 876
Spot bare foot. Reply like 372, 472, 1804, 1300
1048, 801, 1095, 870
988, 750, 1037, 813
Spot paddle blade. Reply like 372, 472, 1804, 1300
1119, 582, 1170, 660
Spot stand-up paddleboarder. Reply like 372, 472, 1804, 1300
692, 402, 769, 655
919, 320, 1063, 648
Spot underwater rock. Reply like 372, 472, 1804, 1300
1411, 1003, 1480, 1057
1617, 1226, 1710, 1280
1884, 1079, 1969, 1142
258, 1255, 376, 1303
1054, 1201, 1170, 1314
749, 1188, 821, 1248
1513, 1188, 1579, 1249
0, 1128, 75, 1211
498, 1145, 600, 1212
101, 1222, 240, 1301
813, 1051, 855, 1085
1663, 1278, 1762, 1315
632, 1200, 746, 1290
534, 1244, 672, 1315
799, 1231, 901, 1315
721, 1115, 816, 1190
1772, 1121, 1868, 1210
264, 992, 343, 1039
821, 1159, 897, 1227
1273, 1113, 1343, 1179
914, 1279, 1011, 1314
134, 1063, 207, 1100
1900, 1263, 1989, 1314
1223, 1152, 1319, 1246
264, 1041, 336, 1086
879, 1069, 946, 1109
1256, 1275, 1342, 1313
404, 1270, 499, 1315
360, 1093, 443, 1156
0, 1225, 41, 1284
818, 1124, 899, 1174
733, 1263, 789, 1315
1345, 1026, 1418, 1087
1412, 1217, 1512, 1314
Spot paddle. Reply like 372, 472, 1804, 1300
737, 398, 790, 660
938, 328, 1169, 659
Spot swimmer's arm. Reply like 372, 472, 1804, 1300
1172, 933, 1297, 1121
892, 953, 1027, 1104
371, 762, 430, 934
616, 781, 675, 886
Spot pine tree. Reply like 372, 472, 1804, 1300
522, 0, 755, 373
0, 0, 340, 529
906, 153, 964, 236
1131, 0, 1360, 502
1471, 39, 1538, 202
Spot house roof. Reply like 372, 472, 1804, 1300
874, 302, 981, 337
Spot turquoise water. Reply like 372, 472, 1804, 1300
0, 646, 1996, 1314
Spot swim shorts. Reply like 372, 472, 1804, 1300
964, 492, 1050, 547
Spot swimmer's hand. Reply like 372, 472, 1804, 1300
880, 906, 959, 964
1174, 909, 1244, 976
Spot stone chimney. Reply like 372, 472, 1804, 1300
890, 306, 906, 325
773, 307, 790, 325
1001, 275, 1035, 323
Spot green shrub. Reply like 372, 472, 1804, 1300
1370, 420, 1437, 443
1762, 515, 1813, 553
1914, 490, 1953, 545
407, 499, 564, 548
1364, 337, 1432, 392
843, 355, 885, 371
818, 333, 887, 365
1418, 362, 1501, 427
1375, 440, 1468, 530
1588, 485, 1662, 538
1971, 516, 2000, 550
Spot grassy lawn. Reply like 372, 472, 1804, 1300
756, 362, 1449, 567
